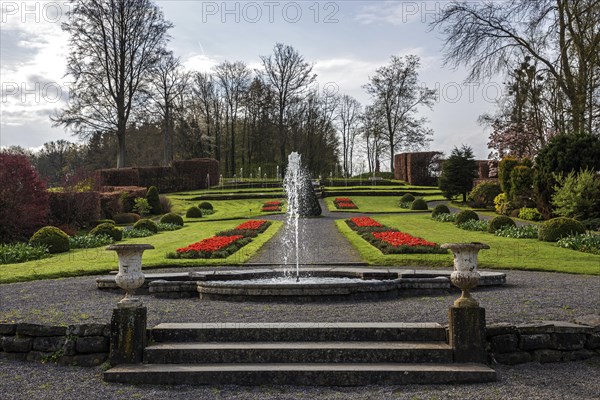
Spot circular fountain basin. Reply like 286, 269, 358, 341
96, 267, 507, 301
197, 272, 400, 301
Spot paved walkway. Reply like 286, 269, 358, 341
247, 200, 364, 265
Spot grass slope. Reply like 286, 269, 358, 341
0, 220, 282, 284
337, 214, 600, 275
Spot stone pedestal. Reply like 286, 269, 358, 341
449, 306, 487, 363
109, 307, 147, 365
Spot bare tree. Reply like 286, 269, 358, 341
193, 72, 220, 160
337, 95, 362, 177
260, 43, 316, 168
52, 0, 172, 168
364, 55, 436, 172
431, 0, 600, 135
150, 51, 190, 165
214, 61, 251, 176
362, 105, 387, 174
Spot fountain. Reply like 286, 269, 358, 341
97, 154, 506, 301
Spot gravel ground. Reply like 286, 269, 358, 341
0, 268, 598, 326
0, 357, 598, 400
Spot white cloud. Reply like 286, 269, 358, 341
355, 1, 445, 26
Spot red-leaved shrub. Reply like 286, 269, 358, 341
48, 191, 101, 228
0, 153, 50, 243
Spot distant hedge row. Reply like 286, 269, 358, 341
97, 158, 219, 192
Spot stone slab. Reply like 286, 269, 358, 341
105, 362, 497, 386
145, 342, 453, 364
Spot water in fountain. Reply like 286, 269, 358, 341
206, 173, 210, 189
283, 152, 305, 282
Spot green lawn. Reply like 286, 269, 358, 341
0, 220, 283, 284
324, 195, 446, 213
336, 214, 600, 275
168, 197, 286, 220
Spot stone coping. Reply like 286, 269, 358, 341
97, 268, 506, 288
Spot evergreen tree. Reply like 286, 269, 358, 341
438, 145, 478, 202
146, 186, 161, 215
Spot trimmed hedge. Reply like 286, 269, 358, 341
99, 159, 219, 192
29, 226, 70, 254
90, 223, 123, 241
160, 213, 184, 226
455, 210, 479, 225
538, 217, 586, 242
199, 201, 213, 210
468, 181, 502, 209
431, 204, 450, 217
410, 198, 428, 210
399, 193, 415, 204
48, 191, 101, 228
488, 216, 516, 233
113, 213, 141, 224
186, 206, 203, 218
133, 219, 158, 234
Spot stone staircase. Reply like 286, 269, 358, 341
104, 322, 496, 386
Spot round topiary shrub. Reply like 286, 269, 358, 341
431, 204, 451, 217
455, 210, 479, 225
113, 213, 141, 224
468, 181, 502, 209
399, 193, 415, 204
29, 226, 70, 254
90, 223, 123, 241
133, 219, 158, 233
186, 206, 203, 218
410, 198, 428, 210
538, 217, 585, 242
198, 202, 213, 210
488, 215, 516, 233
160, 213, 184, 226
92, 219, 115, 227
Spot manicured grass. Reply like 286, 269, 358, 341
168, 197, 286, 220
172, 187, 283, 196
0, 220, 283, 284
324, 196, 445, 213
337, 214, 600, 275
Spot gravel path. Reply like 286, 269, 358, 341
249, 200, 363, 264
0, 357, 598, 399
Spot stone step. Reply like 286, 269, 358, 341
144, 341, 453, 364
104, 363, 496, 386
150, 322, 447, 343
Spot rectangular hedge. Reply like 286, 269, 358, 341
49, 191, 101, 228
97, 158, 219, 193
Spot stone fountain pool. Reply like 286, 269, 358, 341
96, 267, 506, 301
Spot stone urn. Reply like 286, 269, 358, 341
441, 242, 490, 308
106, 244, 154, 308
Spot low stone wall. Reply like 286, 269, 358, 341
0, 323, 109, 367
487, 320, 600, 365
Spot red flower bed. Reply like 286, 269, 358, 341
177, 235, 243, 254
350, 217, 382, 227
262, 205, 281, 212
334, 197, 358, 209
235, 220, 268, 231
372, 231, 437, 248
262, 200, 282, 212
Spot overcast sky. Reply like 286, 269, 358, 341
0, 1, 503, 161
